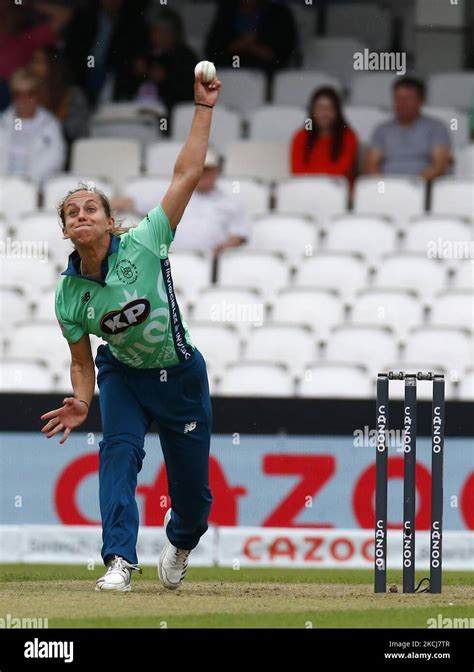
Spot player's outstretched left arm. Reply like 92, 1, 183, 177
161, 70, 221, 230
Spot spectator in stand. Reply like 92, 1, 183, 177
121, 7, 197, 114
63, 0, 149, 108
28, 47, 90, 146
364, 77, 452, 179
0, 0, 73, 111
0, 68, 65, 183
291, 87, 358, 184
206, 0, 298, 75
111, 149, 249, 256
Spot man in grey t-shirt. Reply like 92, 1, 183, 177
364, 77, 451, 179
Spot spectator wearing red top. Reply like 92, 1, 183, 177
0, 1, 73, 110
291, 87, 358, 185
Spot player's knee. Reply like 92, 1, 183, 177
99, 436, 145, 471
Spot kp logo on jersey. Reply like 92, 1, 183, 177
100, 298, 151, 335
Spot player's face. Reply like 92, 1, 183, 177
63, 192, 113, 245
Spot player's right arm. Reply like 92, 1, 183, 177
40, 335, 94, 444
160, 71, 221, 230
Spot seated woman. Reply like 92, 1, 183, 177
291, 87, 358, 184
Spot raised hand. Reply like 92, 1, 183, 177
194, 71, 221, 108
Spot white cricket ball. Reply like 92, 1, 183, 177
195, 60, 217, 83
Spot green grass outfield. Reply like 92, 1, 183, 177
1, 565, 473, 628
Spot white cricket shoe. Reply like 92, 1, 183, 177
95, 555, 141, 592
158, 508, 191, 590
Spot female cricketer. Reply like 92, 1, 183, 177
40, 70, 221, 592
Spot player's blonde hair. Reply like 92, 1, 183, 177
58, 184, 129, 235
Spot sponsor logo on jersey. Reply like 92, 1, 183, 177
81, 291, 91, 304
100, 298, 151, 335
116, 259, 138, 284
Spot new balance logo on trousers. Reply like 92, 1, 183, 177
184, 422, 197, 433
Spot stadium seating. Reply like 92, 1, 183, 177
224, 141, 289, 181
429, 290, 474, 331
243, 324, 316, 377
455, 144, 474, 178
294, 253, 368, 300
402, 216, 472, 256
248, 214, 318, 266
301, 38, 367, 84
191, 287, 263, 337
344, 105, 391, 143
6, 321, 70, 374
422, 106, 469, 148
71, 139, 142, 190
452, 261, 474, 290
458, 368, 474, 400
146, 142, 184, 177
404, 326, 472, 374
431, 178, 474, 219
121, 176, 170, 214
297, 363, 372, 399
324, 325, 398, 372
172, 103, 241, 152
0, 258, 57, 303
185, 321, 241, 377
42, 174, 115, 211
11, 212, 71, 264
90, 115, 159, 147
217, 178, 270, 218
217, 362, 294, 397
427, 72, 474, 109
275, 176, 349, 223
0, 359, 52, 392
167, 251, 213, 305
322, 214, 397, 263
217, 249, 291, 302
0, 177, 38, 224
272, 70, 342, 106
0, 287, 30, 328
248, 105, 305, 143
350, 289, 423, 339
353, 177, 426, 225
326, 3, 392, 51
270, 288, 344, 340
349, 74, 397, 108
213, 68, 267, 117
373, 253, 447, 302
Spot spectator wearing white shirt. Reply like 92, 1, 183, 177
0, 68, 65, 183
112, 148, 249, 255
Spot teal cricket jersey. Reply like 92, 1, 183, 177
55, 206, 195, 369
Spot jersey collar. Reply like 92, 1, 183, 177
61, 234, 120, 286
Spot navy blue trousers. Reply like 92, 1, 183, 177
95, 345, 213, 566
